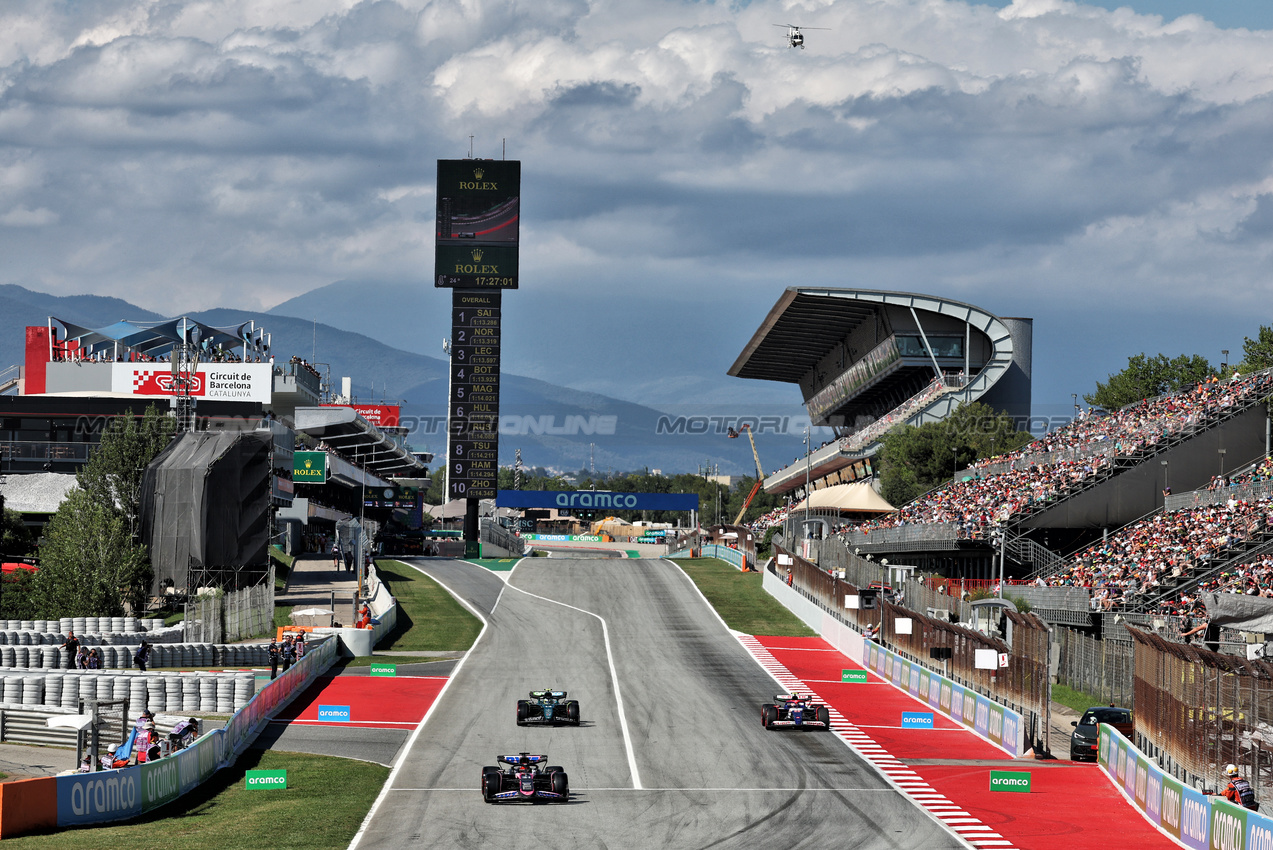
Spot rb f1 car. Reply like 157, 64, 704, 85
481, 753, 570, 803
760, 693, 832, 730
516, 689, 581, 725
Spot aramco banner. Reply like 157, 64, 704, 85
496, 490, 699, 512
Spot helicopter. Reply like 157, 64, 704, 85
774, 23, 829, 49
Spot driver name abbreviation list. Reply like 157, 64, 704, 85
448, 291, 501, 500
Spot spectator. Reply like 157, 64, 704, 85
60, 631, 80, 670
87, 648, 100, 670
268, 639, 280, 680
134, 640, 151, 673
281, 636, 297, 673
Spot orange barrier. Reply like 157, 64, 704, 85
0, 776, 57, 838
276, 625, 316, 641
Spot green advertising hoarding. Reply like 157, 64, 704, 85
370, 663, 397, 677
989, 770, 1032, 793
842, 670, 868, 683
245, 769, 287, 790
293, 451, 327, 483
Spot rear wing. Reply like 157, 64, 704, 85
775, 694, 803, 701
498, 753, 547, 766
530, 690, 568, 699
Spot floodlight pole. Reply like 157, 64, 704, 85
804, 426, 811, 526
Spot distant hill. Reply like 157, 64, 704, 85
0, 286, 811, 474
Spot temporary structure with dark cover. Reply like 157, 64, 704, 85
141, 431, 271, 592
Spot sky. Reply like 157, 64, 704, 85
1, 0, 1273, 426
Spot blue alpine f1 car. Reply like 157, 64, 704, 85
760, 693, 832, 730
481, 753, 569, 804
516, 689, 581, 725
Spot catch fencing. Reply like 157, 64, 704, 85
1054, 627, 1134, 709
775, 544, 1051, 753
184, 570, 274, 644
1130, 625, 1273, 801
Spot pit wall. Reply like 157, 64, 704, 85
1099, 722, 1273, 850
761, 566, 1025, 758
0, 634, 337, 837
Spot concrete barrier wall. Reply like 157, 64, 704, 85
0, 635, 338, 837
1098, 722, 1273, 850
667, 544, 746, 570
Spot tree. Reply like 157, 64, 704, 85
1, 507, 36, 557
1239, 325, 1273, 373
876, 402, 1033, 506
30, 488, 150, 617
1083, 353, 1214, 410
76, 405, 176, 537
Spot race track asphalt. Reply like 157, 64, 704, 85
353, 557, 963, 849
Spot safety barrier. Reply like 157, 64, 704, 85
0, 705, 198, 748
761, 567, 1026, 757
666, 544, 747, 571
0, 618, 165, 633
318, 563, 398, 657
0, 634, 337, 837
0, 640, 270, 670
0, 668, 258, 713
1098, 722, 1273, 850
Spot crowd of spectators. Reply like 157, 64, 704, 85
1043, 496, 1273, 610
1037, 454, 1273, 618
287, 354, 321, 379
847, 370, 1273, 538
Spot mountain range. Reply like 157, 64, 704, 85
0, 283, 815, 475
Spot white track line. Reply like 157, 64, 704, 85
736, 636, 1016, 850
387, 786, 903, 792
347, 558, 510, 850
504, 576, 644, 790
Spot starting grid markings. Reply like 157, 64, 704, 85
736, 636, 1018, 850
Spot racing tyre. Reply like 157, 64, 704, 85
566, 700, 581, 723
481, 767, 501, 803
551, 770, 569, 798
516, 700, 529, 725
817, 706, 831, 728
761, 704, 778, 729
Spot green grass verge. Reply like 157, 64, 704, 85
273, 604, 294, 632
1, 750, 387, 850
163, 611, 185, 627
345, 654, 459, 667
676, 558, 817, 637
270, 545, 295, 592
375, 559, 482, 651
461, 558, 520, 571
1052, 682, 1110, 714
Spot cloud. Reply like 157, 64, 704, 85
0, 0, 1270, 409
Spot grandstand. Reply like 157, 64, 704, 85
732, 288, 1032, 497
732, 288, 1273, 596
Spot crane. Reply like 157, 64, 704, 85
727, 424, 766, 526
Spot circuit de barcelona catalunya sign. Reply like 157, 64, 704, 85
111, 363, 273, 403
496, 490, 699, 512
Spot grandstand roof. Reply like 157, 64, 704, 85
729, 288, 1002, 383
49, 315, 270, 360
730, 289, 881, 383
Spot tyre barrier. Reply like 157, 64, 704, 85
0, 670, 258, 713
0, 641, 270, 670
0, 635, 338, 838
0, 619, 164, 634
